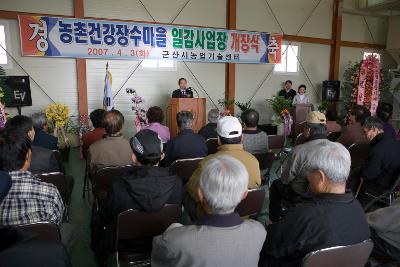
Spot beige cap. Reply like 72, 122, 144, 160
306, 111, 326, 124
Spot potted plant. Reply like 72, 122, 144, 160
45, 103, 71, 161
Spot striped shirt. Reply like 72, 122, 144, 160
0, 171, 64, 226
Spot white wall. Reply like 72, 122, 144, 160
0, 0, 395, 134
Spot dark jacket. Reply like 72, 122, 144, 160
165, 129, 208, 165
172, 89, 194, 98
278, 89, 296, 100
29, 146, 60, 174
259, 193, 370, 267
198, 123, 218, 140
106, 165, 182, 220
32, 128, 58, 150
361, 133, 400, 190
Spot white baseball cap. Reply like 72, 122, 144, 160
217, 116, 243, 138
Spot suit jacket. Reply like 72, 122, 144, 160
172, 89, 194, 98
87, 135, 133, 175
29, 146, 60, 174
32, 129, 58, 150
151, 213, 266, 267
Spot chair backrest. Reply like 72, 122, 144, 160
169, 157, 203, 185
235, 188, 265, 217
253, 152, 275, 171
294, 133, 306, 146
17, 222, 61, 242
37, 172, 69, 204
94, 165, 135, 200
348, 143, 370, 169
268, 135, 285, 150
302, 239, 373, 267
117, 204, 182, 243
327, 131, 341, 142
52, 150, 64, 173
206, 138, 219, 155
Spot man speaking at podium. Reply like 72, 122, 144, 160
172, 78, 194, 98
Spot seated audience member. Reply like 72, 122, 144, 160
198, 108, 219, 140
367, 199, 400, 261
106, 129, 182, 219
259, 141, 370, 267
165, 111, 207, 165
326, 110, 341, 133
360, 116, 400, 192
5, 115, 59, 174
337, 105, 370, 147
269, 111, 327, 222
0, 171, 11, 205
377, 102, 396, 139
0, 131, 64, 226
31, 112, 58, 150
292, 84, 310, 105
185, 116, 261, 220
82, 109, 106, 159
278, 80, 296, 100
88, 110, 132, 175
152, 155, 266, 267
241, 108, 268, 154
142, 106, 170, 143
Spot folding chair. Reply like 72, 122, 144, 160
169, 157, 203, 185
253, 152, 275, 187
206, 138, 218, 155
82, 164, 90, 199
358, 174, 400, 211
37, 172, 69, 204
93, 165, 135, 202
348, 143, 370, 170
268, 135, 290, 176
52, 150, 65, 173
302, 239, 373, 267
115, 204, 182, 266
327, 131, 341, 142
235, 188, 265, 217
17, 222, 61, 242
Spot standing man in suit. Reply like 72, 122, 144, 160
172, 78, 194, 98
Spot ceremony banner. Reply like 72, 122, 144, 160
18, 15, 282, 64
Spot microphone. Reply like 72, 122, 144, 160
187, 87, 199, 98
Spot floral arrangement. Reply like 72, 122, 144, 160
126, 88, 147, 131
235, 101, 251, 112
280, 109, 293, 136
266, 96, 292, 125
0, 87, 5, 128
79, 114, 91, 136
45, 103, 70, 148
340, 56, 394, 125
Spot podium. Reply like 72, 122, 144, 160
167, 98, 206, 138
292, 103, 314, 137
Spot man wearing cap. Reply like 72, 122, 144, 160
185, 116, 261, 220
106, 129, 182, 219
269, 111, 327, 222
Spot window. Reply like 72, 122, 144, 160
142, 59, 176, 71
0, 20, 11, 69
274, 44, 299, 74
363, 52, 380, 61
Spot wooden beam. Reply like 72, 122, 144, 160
74, 0, 88, 117
329, 0, 342, 81
225, 0, 236, 114
340, 40, 386, 49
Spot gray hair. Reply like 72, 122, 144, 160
304, 140, 350, 184
306, 123, 326, 136
199, 155, 248, 214
31, 112, 47, 129
208, 109, 220, 123
176, 111, 193, 130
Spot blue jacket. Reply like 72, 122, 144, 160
165, 129, 207, 165
33, 128, 58, 150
